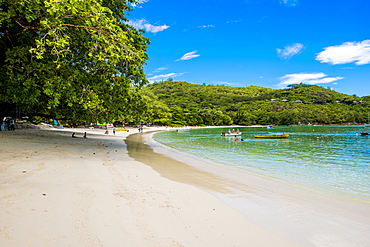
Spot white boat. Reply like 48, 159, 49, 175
221, 132, 242, 136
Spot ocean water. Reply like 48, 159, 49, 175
152, 126, 370, 201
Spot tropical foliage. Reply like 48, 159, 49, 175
143, 81, 370, 126
0, 0, 149, 123
1, 1, 368, 127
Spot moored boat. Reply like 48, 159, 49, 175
221, 132, 242, 136
254, 133, 290, 138
360, 132, 370, 136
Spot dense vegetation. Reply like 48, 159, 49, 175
0, 0, 149, 123
1, 2, 368, 127
143, 81, 370, 126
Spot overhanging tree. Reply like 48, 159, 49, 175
0, 0, 150, 122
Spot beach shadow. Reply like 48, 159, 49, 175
125, 133, 252, 194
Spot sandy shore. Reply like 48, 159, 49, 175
134, 130, 370, 247
0, 127, 302, 247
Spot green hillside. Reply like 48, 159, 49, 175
142, 81, 370, 126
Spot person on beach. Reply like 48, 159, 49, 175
2, 117, 8, 131
9, 119, 15, 131
0, 119, 5, 131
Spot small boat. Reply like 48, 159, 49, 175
254, 133, 290, 138
360, 132, 370, 136
221, 132, 242, 136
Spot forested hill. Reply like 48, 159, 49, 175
143, 81, 370, 126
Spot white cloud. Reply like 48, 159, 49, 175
147, 67, 168, 76
176, 51, 200, 61
198, 25, 215, 28
316, 40, 370, 65
278, 73, 344, 87
127, 19, 169, 33
226, 20, 242, 24
276, 43, 305, 59
153, 67, 168, 73
212, 81, 235, 86
148, 73, 185, 82
130, 0, 149, 8
280, 0, 298, 7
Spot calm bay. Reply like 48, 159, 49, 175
153, 125, 370, 202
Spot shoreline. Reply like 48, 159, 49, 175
0, 127, 299, 247
137, 129, 370, 246
144, 127, 370, 201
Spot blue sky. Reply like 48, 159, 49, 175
127, 0, 370, 96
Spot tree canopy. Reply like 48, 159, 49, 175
0, 0, 149, 123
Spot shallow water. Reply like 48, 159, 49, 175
153, 126, 370, 201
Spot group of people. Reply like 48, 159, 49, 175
105, 123, 117, 135
228, 129, 240, 134
233, 136, 244, 142
1, 117, 15, 131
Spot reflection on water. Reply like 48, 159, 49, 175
153, 126, 370, 201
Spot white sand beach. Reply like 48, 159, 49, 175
1, 127, 369, 246
1, 127, 298, 247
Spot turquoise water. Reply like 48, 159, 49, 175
153, 126, 370, 201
